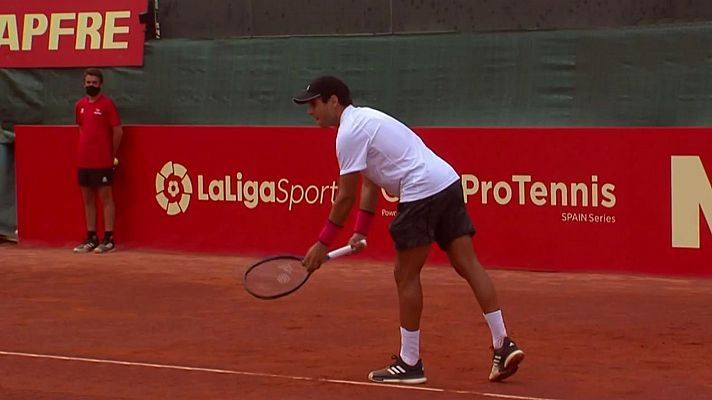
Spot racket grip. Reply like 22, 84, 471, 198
325, 239, 367, 260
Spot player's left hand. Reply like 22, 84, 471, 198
303, 241, 329, 272
348, 233, 367, 254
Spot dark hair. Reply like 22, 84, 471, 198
319, 76, 352, 106
83, 68, 103, 83
321, 92, 352, 106
293, 76, 353, 106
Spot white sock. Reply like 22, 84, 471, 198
484, 310, 507, 349
399, 327, 420, 366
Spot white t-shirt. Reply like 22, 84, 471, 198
336, 105, 459, 202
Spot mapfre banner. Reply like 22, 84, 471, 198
15, 126, 712, 277
0, 0, 146, 67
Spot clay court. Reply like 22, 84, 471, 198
1, 243, 710, 400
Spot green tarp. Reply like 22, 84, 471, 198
2, 22, 712, 127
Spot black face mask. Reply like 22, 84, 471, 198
85, 86, 100, 96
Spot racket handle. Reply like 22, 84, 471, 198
325, 239, 367, 260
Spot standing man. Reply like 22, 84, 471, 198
294, 76, 524, 384
73, 68, 123, 254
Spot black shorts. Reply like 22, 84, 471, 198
389, 180, 476, 251
78, 168, 114, 187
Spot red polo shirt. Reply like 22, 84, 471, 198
75, 95, 121, 168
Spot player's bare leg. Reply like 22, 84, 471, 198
445, 235, 499, 312
445, 235, 525, 382
368, 244, 430, 384
395, 244, 430, 330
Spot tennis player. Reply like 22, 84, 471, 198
294, 76, 524, 384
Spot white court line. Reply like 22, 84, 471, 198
0, 350, 561, 400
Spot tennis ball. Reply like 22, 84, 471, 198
113, 157, 119, 167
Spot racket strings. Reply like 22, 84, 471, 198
244, 258, 309, 298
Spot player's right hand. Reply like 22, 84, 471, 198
303, 241, 329, 272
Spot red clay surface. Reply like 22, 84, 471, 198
1, 243, 711, 400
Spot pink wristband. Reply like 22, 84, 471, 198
354, 209, 374, 235
318, 220, 342, 246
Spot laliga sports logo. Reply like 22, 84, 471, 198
155, 161, 192, 215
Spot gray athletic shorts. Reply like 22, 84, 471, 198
389, 180, 476, 250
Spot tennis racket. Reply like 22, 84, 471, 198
243, 240, 366, 300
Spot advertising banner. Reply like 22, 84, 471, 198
0, 0, 146, 67
15, 126, 712, 276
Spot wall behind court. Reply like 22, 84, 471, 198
15, 125, 712, 277
156, 0, 712, 38
2, 23, 712, 127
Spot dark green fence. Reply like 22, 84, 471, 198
3, 23, 712, 128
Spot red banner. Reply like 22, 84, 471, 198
15, 126, 712, 277
0, 0, 146, 68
